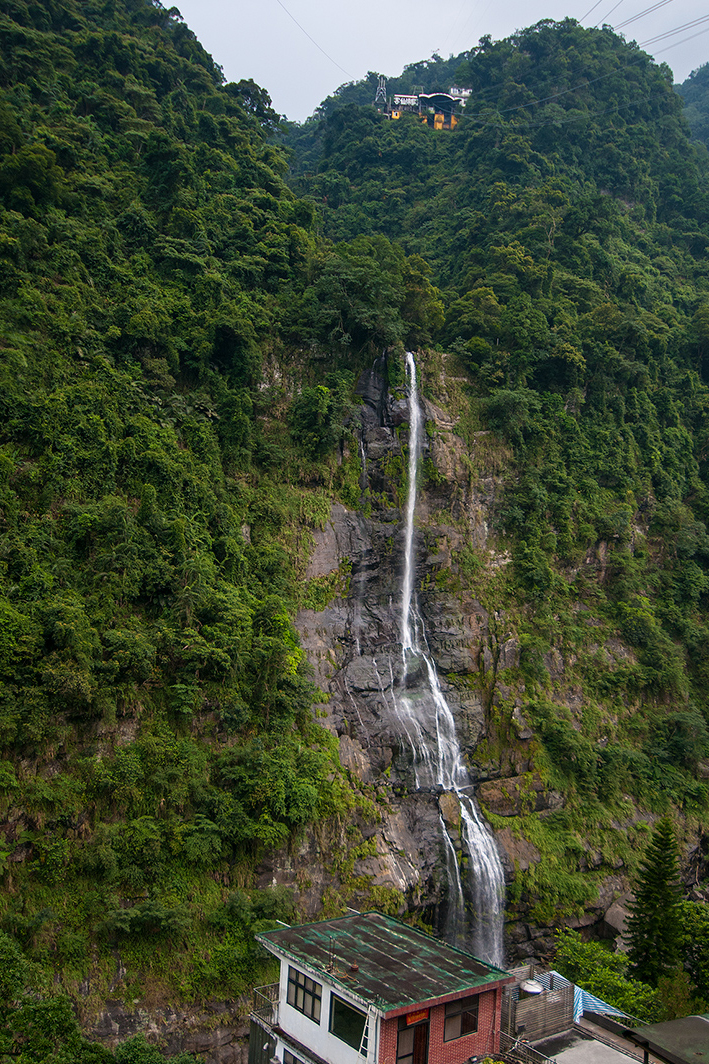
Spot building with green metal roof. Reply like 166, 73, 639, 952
249, 911, 514, 1064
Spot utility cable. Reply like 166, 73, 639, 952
273, 0, 351, 78
639, 14, 709, 48
430, 43, 677, 130
454, 48, 656, 124
462, 79, 674, 129
594, 0, 625, 29
654, 23, 709, 53
443, 0, 482, 60
615, 0, 676, 31
580, 0, 605, 23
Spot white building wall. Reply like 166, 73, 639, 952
275, 959, 380, 1064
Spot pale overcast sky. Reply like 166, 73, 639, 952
173, 0, 709, 121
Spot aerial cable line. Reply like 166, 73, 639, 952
580, 0, 605, 23
380, 13, 682, 131
459, 49, 653, 122
614, 0, 675, 30
444, 0, 482, 59
449, 0, 496, 60
594, 0, 624, 29
444, 40, 678, 129
272, 0, 351, 77
639, 14, 709, 47
444, 64, 669, 128
654, 23, 709, 52
463, 79, 674, 129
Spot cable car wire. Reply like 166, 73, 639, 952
594, 0, 625, 29
273, 0, 351, 78
580, 0, 605, 23
654, 23, 709, 53
639, 14, 709, 48
614, 0, 676, 31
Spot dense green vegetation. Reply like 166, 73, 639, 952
0, 0, 445, 1023
6, 0, 709, 1045
287, 18, 709, 942
0, 928, 195, 1062
554, 929, 662, 1021
554, 821, 709, 1019
677, 62, 709, 148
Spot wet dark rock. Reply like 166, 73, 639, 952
90, 1001, 249, 1063
389, 397, 411, 425
601, 900, 630, 939
288, 360, 636, 962
506, 922, 532, 944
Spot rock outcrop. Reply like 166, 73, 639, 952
292, 356, 524, 942
90, 1000, 248, 1063
283, 353, 648, 967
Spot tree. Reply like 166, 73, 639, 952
626, 818, 682, 985
553, 929, 661, 1022
679, 900, 709, 1002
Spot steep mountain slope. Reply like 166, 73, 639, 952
4, 0, 709, 1054
285, 14, 709, 977
0, 0, 435, 1044
678, 62, 709, 149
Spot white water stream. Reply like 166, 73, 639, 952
395, 351, 505, 966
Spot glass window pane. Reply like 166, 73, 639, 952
444, 1014, 461, 1041
398, 1029, 414, 1054
462, 1004, 478, 1034
287, 967, 322, 1024
330, 994, 367, 1050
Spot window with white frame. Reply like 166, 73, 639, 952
283, 1051, 305, 1064
286, 967, 322, 1023
329, 993, 368, 1051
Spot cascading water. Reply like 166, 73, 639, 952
395, 351, 505, 967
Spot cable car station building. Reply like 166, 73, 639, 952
249, 911, 513, 1064
373, 78, 470, 129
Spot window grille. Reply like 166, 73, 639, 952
286, 967, 322, 1024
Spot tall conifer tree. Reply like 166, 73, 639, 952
626, 817, 682, 985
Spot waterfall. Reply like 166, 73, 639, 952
395, 351, 505, 967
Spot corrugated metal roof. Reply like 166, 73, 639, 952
257, 912, 512, 1016
628, 1014, 709, 1064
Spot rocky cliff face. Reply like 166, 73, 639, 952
90, 1000, 248, 1063
275, 351, 642, 965
84, 351, 701, 1060
276, 354, 538, 957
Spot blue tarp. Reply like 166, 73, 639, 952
542, 970, 630, 1023
572, 984, 630, 1023
532, 969, 630, 1023
514, 967, 634, 1024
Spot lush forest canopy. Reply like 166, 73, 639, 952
5, 0, 709, 1043
0, 0, 433, 1017
287, 20, 709, 785
288, 19, 709, 1003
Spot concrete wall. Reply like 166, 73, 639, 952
277, 960, 377, 1064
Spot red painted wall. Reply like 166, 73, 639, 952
377, 987, 503, 1064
